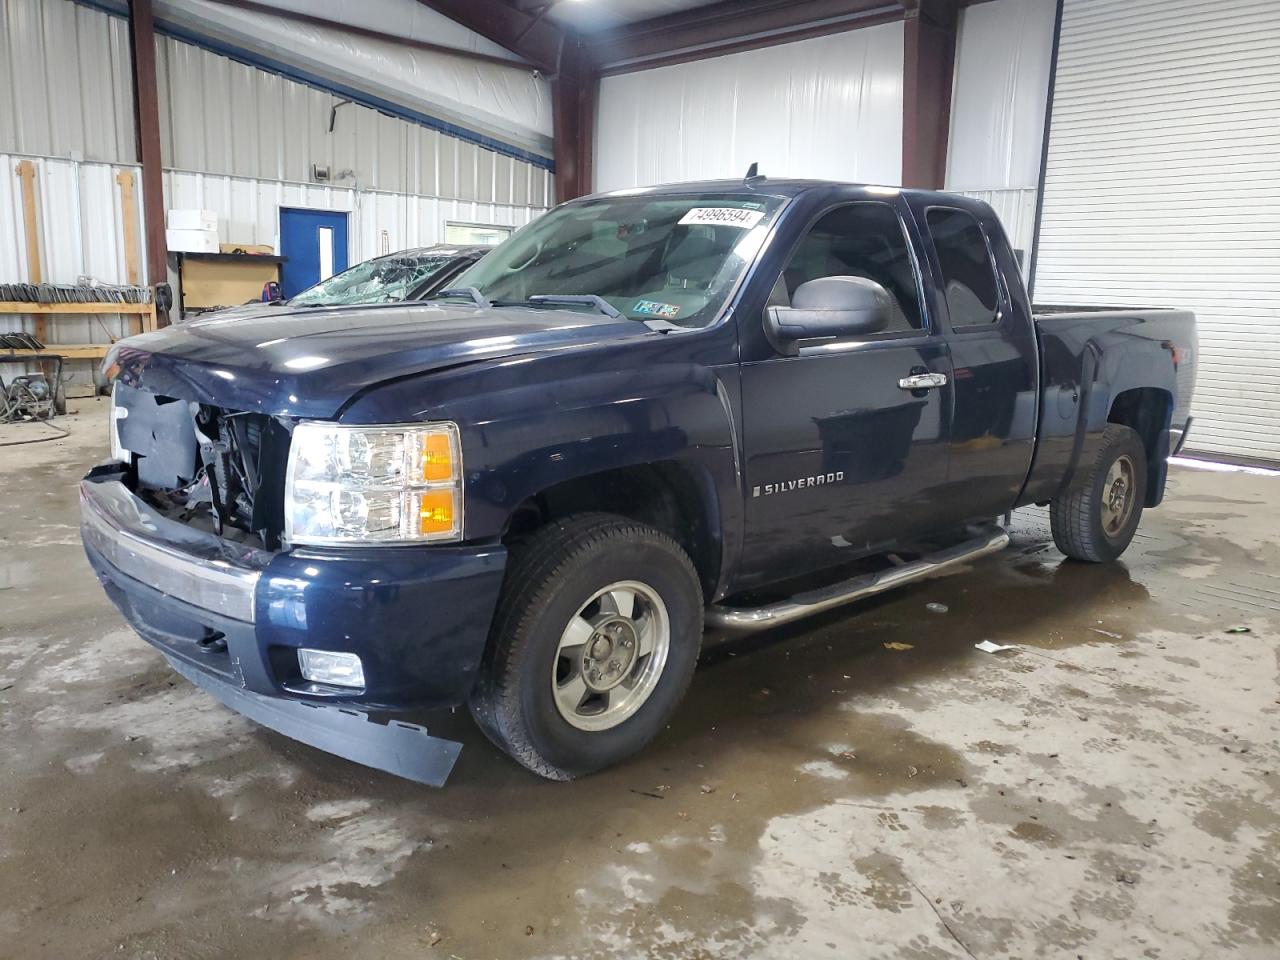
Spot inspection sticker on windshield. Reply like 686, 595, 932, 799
679, 207, 765, 229
633, 299, 681, 319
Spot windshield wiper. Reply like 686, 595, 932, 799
523, 294, 621, 319
430, 286, 492, 308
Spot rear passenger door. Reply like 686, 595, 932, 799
736, 200, 954, 588
910, 202, 1038, 521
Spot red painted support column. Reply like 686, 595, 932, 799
553, 35, 597, 203
127, 0, 169, 317
902, 0, 959, 189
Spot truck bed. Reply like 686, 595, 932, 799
1018, 304, 1197, 508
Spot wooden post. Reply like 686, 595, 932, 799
116, 170, 141, 289
16, 160, 41, 285
15, 159, 45, 341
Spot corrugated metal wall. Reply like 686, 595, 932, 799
0, 0, 137, 163
0, 1, 553, 207
1034, 0, 1280, 462
0, 153, 147, 390
154, 35, 552, 208
0, 155, 146, 294
1, 0, 552, 389
163, 169, 545, 259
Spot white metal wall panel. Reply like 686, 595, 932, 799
154, 35, 552, 208
162, 169, 546, 267
0, 0, 136, 162
594, 21, 905, 191
1034, 0, 1280, 461
0, 1, 550, 204
0, 153, 147, 387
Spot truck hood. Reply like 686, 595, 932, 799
109, 301, 648, 419
180, 301, 283, 323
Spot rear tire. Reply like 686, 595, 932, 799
1050, 424, 1147, 562
469, 513, 703, 780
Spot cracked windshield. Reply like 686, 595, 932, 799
290, 253, 457, 306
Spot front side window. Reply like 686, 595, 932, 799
450, 192, 788, 329
290, 253, 456, 306
925, 207, 1001, 327
776, 202, 924, 334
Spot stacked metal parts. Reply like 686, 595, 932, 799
0, 281, 153, 304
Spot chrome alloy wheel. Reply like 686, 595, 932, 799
551, 580, 671, 732
1102, 454, 1136, 537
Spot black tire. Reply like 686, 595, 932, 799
469, 513, 704, 780
1050, 424, 1147, 563
53, 380, 67, 416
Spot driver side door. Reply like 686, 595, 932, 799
735, 200, 954, 590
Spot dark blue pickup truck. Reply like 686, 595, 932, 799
83, 178, 1196, 784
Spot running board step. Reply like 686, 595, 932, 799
705, 525, 1010, 633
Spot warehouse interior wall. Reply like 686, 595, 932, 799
146, 0, 554, 164
0, 0, 551, 387
594, 21, 905, 192
153, 35, 553, 207
1033, 0, 1280, 463
0, 0, 137, 163
944, 0, 1057, 272
0, 0, 551, 283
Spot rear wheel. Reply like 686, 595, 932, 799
1050, 424, 1147, 562
469, 513, 703, 780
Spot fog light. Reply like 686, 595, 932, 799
298, 649, 365, 688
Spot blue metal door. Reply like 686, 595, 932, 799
279, 208, 349, 298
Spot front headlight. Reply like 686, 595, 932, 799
284, 422, 463, 545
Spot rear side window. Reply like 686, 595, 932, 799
926, 207, 1001, 326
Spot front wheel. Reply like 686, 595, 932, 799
1050, 424, 1148, 562
469, 513, 703, 780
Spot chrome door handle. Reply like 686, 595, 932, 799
898, 372, 948, 390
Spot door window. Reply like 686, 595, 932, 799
777, 202, 924, 335
925, 207, 1001, 327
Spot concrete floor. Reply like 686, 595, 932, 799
2, 400, 1278, 960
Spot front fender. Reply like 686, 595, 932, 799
340, 339, 745, 596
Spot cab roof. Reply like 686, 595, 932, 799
577, 177, 960, 206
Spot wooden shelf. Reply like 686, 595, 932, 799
1, 344, 113, 360
0, 301, 155, 315
0, 300, 156, 358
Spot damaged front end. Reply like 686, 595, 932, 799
84, 380, 494, 787
111, 383, 290, 551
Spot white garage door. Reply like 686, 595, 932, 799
1033, 0, 1280, 462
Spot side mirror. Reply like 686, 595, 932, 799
765, 276, 892, 354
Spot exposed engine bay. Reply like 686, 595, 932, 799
113, 383, 290, 549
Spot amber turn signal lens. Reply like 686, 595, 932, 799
418, 489, 456, 536
420, 432, 454, 482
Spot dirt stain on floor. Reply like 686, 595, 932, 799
1, 403, 1278, 959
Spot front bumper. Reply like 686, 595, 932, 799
80, 468, 507, 784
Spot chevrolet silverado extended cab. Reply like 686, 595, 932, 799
83, 179, 1196, 785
